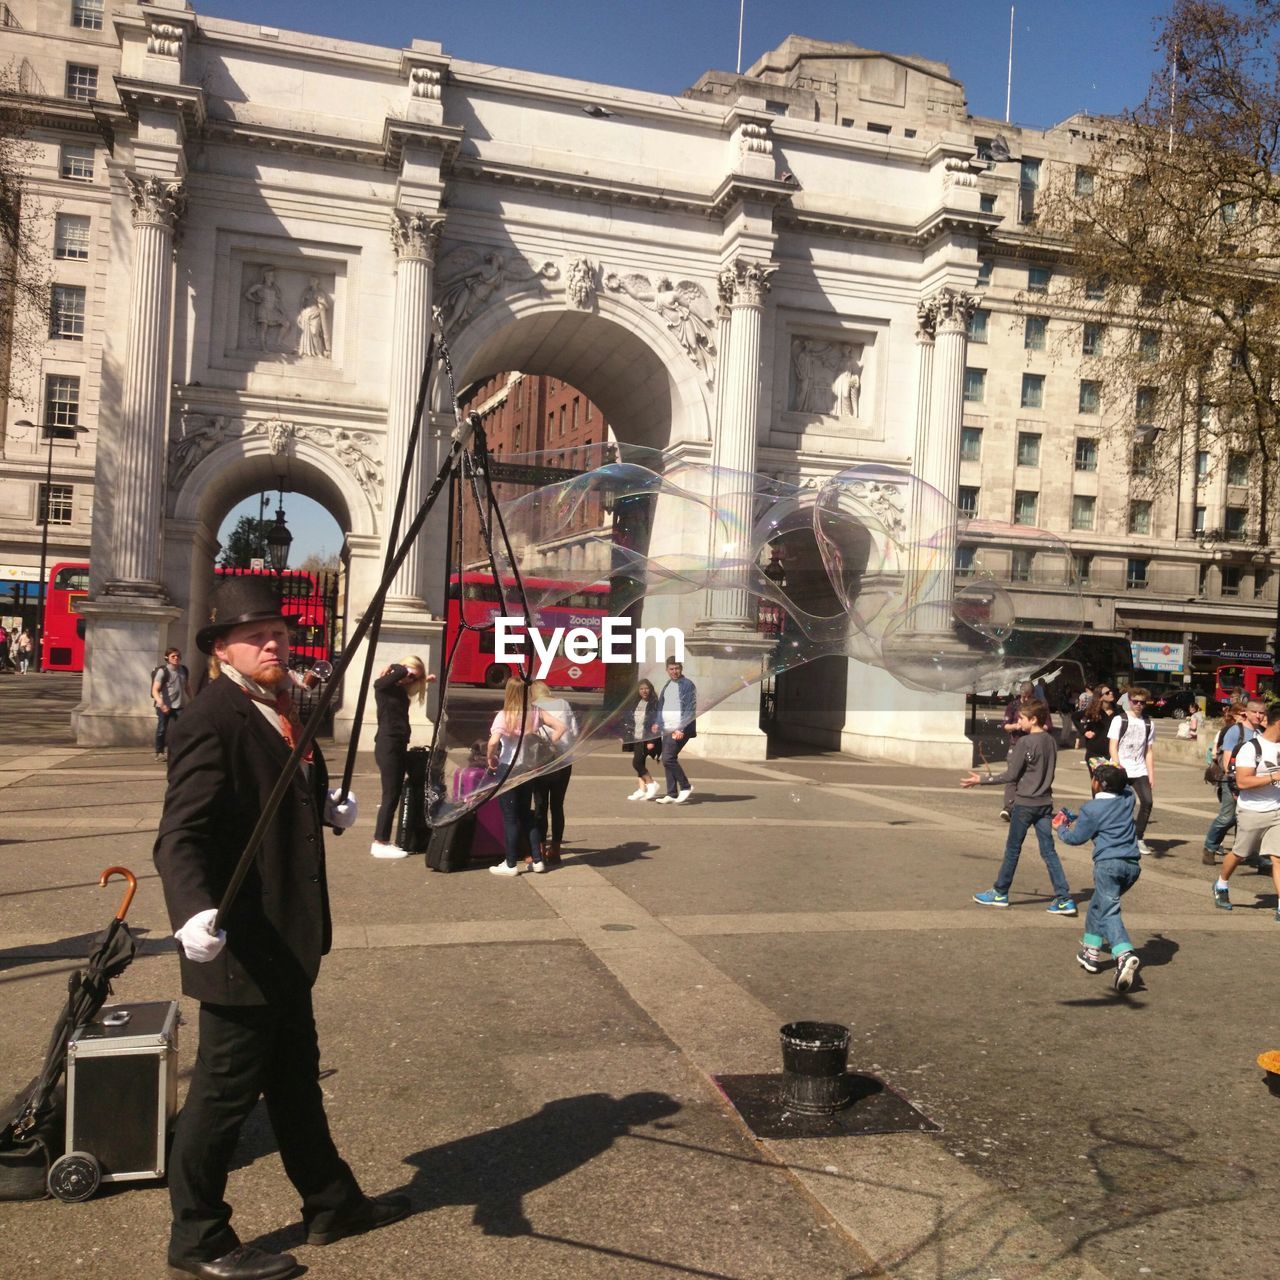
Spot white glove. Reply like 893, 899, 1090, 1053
174, 908, 226, 963
325, 788, 358, 829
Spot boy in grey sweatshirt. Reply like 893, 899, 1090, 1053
1054, 763, 1142, 992
961, 698, 1076, 915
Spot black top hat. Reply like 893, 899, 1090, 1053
196, 577, 288, 654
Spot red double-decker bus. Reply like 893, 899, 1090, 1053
42, 561, 90, 671
445, 572, 609, 689
213, 567, 331, 667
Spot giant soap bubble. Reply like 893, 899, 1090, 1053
424, 445, 1081, 825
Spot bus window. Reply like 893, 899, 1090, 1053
1219, 666, 1244, 692
54, 566, 90, 592
1257, 673, 1277, 698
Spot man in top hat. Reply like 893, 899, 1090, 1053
155, 577, 408, 1280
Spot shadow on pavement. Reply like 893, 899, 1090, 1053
572, 841, 659, 868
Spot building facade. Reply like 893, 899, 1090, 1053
4, 14, 1252, 752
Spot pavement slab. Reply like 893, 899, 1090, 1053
0, 676, 1272, 1279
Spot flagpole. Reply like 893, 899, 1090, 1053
1005, 5, 1014, 124
737, 0, 745, 75
1169, 39, 1178, 153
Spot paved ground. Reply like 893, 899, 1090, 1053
0, 674, 1273, 1279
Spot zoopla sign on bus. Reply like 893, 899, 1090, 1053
493, 616, 685, 680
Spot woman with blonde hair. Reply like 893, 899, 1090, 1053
487, 677, 565, 876
371, 655, 435, 859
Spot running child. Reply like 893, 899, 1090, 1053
1053, 763, 1142, 992
961, 698, 1076, 915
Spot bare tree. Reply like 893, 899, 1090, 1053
0, 69, 51, 410
1035, 0, 1280, 544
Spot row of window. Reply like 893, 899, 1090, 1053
961, 424, 1253, 488
963, 368, 1163, 420
968, 312, 1116, 362
958, 481, 1251, 541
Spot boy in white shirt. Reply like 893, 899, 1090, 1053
1212, 702, 1280, 916
1109, 686, 1156, 855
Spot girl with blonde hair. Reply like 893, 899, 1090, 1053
371, 655, 436, 859
487, 677, 565, 876
529, 679, 578, 863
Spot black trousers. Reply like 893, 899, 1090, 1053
374, 737, 409, 842
167, 994, 362, 1265
532, 765, 572, 844
661, 733, 690, 797
629, 741, 659, 777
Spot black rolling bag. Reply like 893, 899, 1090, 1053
425, 814, 476, 873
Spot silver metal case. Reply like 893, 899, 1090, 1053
65, 1001, 179, 1184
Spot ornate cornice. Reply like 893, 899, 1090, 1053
381, 118, 465, 171
113, 78, 206, 137
125, 172, 187, 230
391, 210, 444, 262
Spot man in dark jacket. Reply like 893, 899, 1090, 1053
654, 659, 697, 804
155, 578, 407, 1280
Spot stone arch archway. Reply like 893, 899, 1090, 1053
439, 293, 715, 452
164, 436, 369, 678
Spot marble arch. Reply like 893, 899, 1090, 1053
73, 5, 985, 763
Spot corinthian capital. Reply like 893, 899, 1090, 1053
718, 257, 779, 308
125, 173, 187, 230
391, 210, 444, 263
930, 287, 979, 334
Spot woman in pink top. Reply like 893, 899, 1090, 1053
487, 678, 565, 876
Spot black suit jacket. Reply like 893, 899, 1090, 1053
153, 675, 334, 1006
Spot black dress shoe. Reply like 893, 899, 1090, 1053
306, 1192, 411, 1246
168, 1244, 299, 1280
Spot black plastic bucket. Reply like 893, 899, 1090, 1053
779, 1021, 851, 1114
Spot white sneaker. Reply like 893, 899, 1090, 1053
654, 795, 677, 804
1137, 840, 1153, 856
643, 781, 660, 799
531, 860, 547, 873
626, 787, 647, 800
489, 862, 523, 876
674, 788, 694, 804
371, 841, 409, 860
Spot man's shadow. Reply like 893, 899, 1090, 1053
404, 1091, 681, 1236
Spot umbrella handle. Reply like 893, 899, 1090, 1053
100, 866, 137, 921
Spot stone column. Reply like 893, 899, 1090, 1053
707, 256, 777, 624
108, 173, 186, 592
386, 210, 443, 603
917, 287, 977, 619
908, 299, 938, 604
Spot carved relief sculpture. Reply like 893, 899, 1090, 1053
243, 267, 290, 352
435, 247, 560, 334
565, 256, 595, 310
168, 415, 385, 506
603, 272, 717, 384
296, 278, 331, 359
789, 338, 864, 418
409, 66, 444, 100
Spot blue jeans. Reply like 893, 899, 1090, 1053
1205, 781, 1237, 853
1082, 858, 1141, 954
995, 804, 1071, 899
661, 733, 690, 797
497, 780, 543, 867
155, 705, 182, 754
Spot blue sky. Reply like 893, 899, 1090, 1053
217, 1, 1181, 557
201, 0, 1178, 129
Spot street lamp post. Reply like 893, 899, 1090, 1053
15, 419, 87, 672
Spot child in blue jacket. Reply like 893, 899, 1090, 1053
1053, 763, 1143, 992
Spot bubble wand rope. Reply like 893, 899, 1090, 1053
213, 382, 476, 930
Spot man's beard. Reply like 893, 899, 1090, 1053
255, 663, 289, 688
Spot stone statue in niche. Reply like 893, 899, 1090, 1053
790, 337, 864, 418
244, 266, 290, 352
296, 277, 331, 358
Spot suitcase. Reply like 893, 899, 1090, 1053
425, 813, 477, 872
452, 765, 506, 861
51, 1001, 179, 1201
